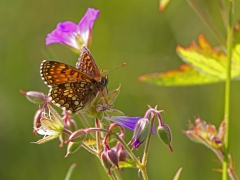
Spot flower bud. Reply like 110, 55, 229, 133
131, 118, 151, 148
33, 109, 43, 134
20, 90, 48, 104
62, 111, 78, 132
67, 130, 87, 143
65, 118, 78, 132
106, 148, 119, 169
101, 151, 113, 174
115, 142, 127, 161
65, 142, 82, 157
157, 124, 173, 151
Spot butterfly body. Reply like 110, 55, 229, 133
40, 46, 107, 113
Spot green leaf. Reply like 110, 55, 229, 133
118, 158, 137, 169
138, 64, 220, 86
139, 34, 240, 86
159, 0, 171, 12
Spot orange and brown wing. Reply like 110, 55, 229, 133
76, 46, 101, 78
49, 81, 97, 113
40, 60, 93, 87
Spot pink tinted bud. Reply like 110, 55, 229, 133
67, 130, 87, 143
106, 148, 119, 169
20, 90, 48, 104
101, 151, 113, 174
115, 142, 127, 161
65, 118, 77, 132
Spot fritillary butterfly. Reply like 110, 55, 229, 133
40, 46, 108, 113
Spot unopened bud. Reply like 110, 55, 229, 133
157, 124, 173, 151
115, 142, 127, 161
20, 90, 48, 104
107, 149, 119, 169
65, 118, 78, 132
101, 151, 113, 174
132, 118, 151, 148
65, 142, 81, 157
67, 130, 87, 143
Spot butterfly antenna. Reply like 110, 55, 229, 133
105, 62, 126, 75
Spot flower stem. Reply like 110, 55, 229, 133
95, 118, 102, 155
112, 169, 122, 180
187, 0, 226, 47
140, 116, 155, 180
222, 0, 234, 179
114, 135, 141, 167
82, 142, 98, 155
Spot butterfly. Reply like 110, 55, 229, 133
40, 46, 108, 113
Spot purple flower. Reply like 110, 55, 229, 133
105, 116, 142, 131
46, 8, 100, 51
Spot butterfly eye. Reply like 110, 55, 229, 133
100, 76, 108, 86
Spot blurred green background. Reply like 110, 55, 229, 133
1, 0, 240, 179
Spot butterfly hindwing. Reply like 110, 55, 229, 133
49, 82, 96, 113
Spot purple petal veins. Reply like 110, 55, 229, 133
46, 8, 100, 50
105, 116, 141, 131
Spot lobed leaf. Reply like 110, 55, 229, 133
139, 34, 240, 86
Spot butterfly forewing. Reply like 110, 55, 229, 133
40, 46, 107, 113
76, 46, 101, 78
40, 60, 93, 87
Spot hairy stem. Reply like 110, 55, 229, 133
114, 135, 141, 167
95, 118, 102, 155
222, 0, 234, 179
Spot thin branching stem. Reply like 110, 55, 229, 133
82, 142, 98, 155
187, 0, 226, 47
95, 118, 102, 155
223, 1, 234, 179
142, 119, 154, 165
114, 135, 141, 167
140, 116, 155, 180
112, 169, 122, 180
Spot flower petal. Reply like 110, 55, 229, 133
78, 8, 100, 46
46, 21, 79, 49
105, 116, 141, 131
46, 8, 100, 50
